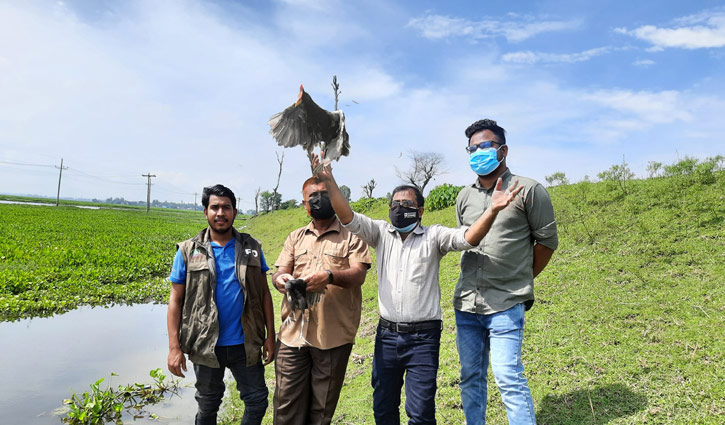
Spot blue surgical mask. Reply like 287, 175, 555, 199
394, 221, 418, 233
469, 147, 503, 176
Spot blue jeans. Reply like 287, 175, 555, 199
455, 304, 536, 425
371, 323, 440, 425
193, 344, 268, 425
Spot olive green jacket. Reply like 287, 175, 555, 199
176, 227, 268, 368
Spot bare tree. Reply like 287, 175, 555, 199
254, 187, 261, 215
272, 151, 284, 210
395, 152, 445, 194
332, 75, 341, 110
361, 179, 377, 198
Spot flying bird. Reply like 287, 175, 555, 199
268, 85, 350, 171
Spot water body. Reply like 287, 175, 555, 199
0, 303, 200, 424
0, 200, 100, 209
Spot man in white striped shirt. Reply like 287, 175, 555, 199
313, 154, 522, 424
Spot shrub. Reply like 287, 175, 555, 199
598, 157, 635, 195
545, 172, 569, 187
426, 184, 463, 211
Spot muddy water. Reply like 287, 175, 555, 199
0, 303, 199, 424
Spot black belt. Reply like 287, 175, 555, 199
379, 317, 442, 333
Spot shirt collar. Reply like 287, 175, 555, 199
473, 168, 512, 192
305, 217, 343, 237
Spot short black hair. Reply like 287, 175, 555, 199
202, 184, 236, 209
465, 118, 506, 145
390, 185, 424, 207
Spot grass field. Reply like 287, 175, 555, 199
1, 169, 723, 424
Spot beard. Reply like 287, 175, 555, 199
208, 217, 233, 233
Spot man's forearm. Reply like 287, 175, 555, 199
328, 264, 368, 288
533, 244, 555, 278
167, 294, 183, 349
319, 171, 354, 225
464, 208, 499, 246
262, 281, 275, 339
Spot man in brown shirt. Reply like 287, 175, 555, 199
272, 176, 371, 425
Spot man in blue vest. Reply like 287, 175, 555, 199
167, 184, 276, 425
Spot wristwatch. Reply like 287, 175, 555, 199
326, 269, 334, 284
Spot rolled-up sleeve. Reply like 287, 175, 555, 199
342, 212, 383, 249
526, 184, 559, 250
275, 233, 296, 269
434, 225, 474, 255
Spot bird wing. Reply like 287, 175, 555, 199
268, 98, 315, 152
268, 85, 350, 160
322, 110, 350, 162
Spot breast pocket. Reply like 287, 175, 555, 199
293, 249, 310, 275
324, 247, 349, 270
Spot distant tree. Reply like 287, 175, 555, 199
361, 179, 377, 198
272, 152, 284, 210
259, 191, 274, 212
598, 156, 635, 195
254, 187, 261, 215
339, 185, 351, 202
647, 161, 663, 178
279, 199, 298, 210
395, 152, 445, 193
545, 171, 569, 187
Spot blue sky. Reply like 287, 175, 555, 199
1, 0, 723, 210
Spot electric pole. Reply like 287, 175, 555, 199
55, 158, 68, 206
141, 172, 156, 213
194, 192, 198, 211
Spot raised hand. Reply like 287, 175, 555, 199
312, 151, 333, 182
490, 178, 524, 213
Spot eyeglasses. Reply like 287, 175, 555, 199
391, 199, 417, 208
465, 141, 500, 154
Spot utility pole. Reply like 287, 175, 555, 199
141, 172, 156, 213
194, 192, 198, 211
55, 158, 68, 206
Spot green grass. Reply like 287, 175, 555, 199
2, 171, 723, 424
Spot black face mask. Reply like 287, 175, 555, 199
308, 194, 336, 220
389, 205, 419, 232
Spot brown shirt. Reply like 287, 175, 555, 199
275, 219, 371, 349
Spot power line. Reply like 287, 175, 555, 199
66, 167, 145, 186
0, 160, 54, 167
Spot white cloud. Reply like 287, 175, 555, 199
407, 12, 580, 42
633, 59, 655, 66
503, 46, 613, 64
615, 10, 725, 49
584, 89, 692, 125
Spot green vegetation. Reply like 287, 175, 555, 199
426, 183, 463, 211
2, 157, 723, 424
0, 205, 206, 320
61, 368, 180, 424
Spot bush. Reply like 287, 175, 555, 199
545, 171, 569, 187
426, 184, 463, 211
350, 197, 388, 214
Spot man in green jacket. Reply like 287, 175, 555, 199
167, 184, 276, 425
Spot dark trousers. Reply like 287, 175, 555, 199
193, 344, 268, 425
371, 324, 441, 425
273, 342, 353, 425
